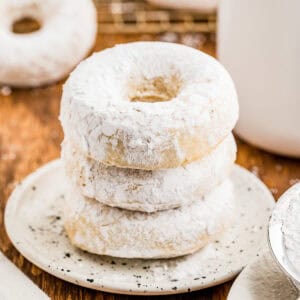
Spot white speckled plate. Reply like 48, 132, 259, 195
5, 160, 275, 295
228, 250, 299, 300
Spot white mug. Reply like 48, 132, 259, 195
218, 0, 300, 157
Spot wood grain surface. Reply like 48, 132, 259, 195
1, 33, 300, 300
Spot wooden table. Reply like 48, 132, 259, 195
1, 33, 300, 300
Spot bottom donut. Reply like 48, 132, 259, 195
64, 180, 235, 259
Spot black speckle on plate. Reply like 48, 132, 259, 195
28, 225, 35, 232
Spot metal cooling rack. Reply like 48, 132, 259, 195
94, 0, 216, 34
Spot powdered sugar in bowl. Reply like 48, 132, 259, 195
269, 183, 300, 290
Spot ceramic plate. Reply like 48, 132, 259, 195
5, 160, 275, 295
228, 250, 299, 300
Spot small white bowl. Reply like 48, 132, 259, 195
268, 183, 300, 290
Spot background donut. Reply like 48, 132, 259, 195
0, 0, 97, 87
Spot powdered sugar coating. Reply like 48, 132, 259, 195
62, 134, 236, 212
64, 179, 235, 259
60, 42, 239, 170
0, 0, 97, 87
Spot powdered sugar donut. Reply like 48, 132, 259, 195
64, 179, 234, 259
62, 134, 236, 212
0, 0, 97, 87
147, 0, 218, 14
60, 42, 238, 170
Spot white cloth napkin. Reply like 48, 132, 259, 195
0, 252, 49, 300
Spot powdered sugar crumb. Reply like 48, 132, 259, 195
159, 32, 179, 43
1, 86, 11, 96
250, 166, 260, 177
270, 187, 278, 195
289, 178, 300, 186
1, 152, 17, 161
181, 33, 206, 49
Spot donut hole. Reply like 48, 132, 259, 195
12, 17, 41, 34
129, 75, 181, 103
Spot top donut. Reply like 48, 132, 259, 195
60, 42, 238, 170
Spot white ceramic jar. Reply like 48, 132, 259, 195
218, 0, 300, 157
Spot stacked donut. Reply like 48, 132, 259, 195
60, 42, 239, 259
